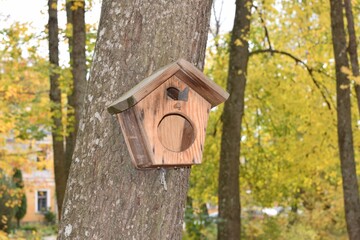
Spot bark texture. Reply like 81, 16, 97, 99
58, 0, 212, 239
344, 0, 360, 115
48, 0, 67, 217
218, 0, 252, 239
329, 0, 360, 239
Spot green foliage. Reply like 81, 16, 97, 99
0, 171, 19, 233
184, 197, 216, 240
44, 210, 57, 225
12, 169, 27, 227
6, 223, 58, 239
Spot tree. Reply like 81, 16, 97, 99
218, 0, 252, 239
13, 168, 26, 228
48, 0, 67, 217
0, 21, 50, 232
58, 0, 213, 239
0, 171, 17, 232
65, 0, 87, 186
329, 0, 360, 238
344, 0, 360, 115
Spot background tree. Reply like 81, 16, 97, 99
218, 0, 252, 239
329, 0, 360, 238
58, 0, 213, 239
48, 0, 67, 217
344, 0, 360, 114
0, 21, 50, 233
65, 0, 87, 187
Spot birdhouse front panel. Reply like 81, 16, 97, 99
133, 75, 211, 167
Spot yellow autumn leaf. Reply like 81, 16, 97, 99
354, 76, 360, 85
70, 1, 84, 11
234, 39, 243, 46
340, 84, 350, 89
51, 2, 57, 9
340, 66, 352, 76
0, 230, 9, 240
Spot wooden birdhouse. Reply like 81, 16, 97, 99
107, 59, 229, 169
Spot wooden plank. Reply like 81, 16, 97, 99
176, 58, 229, 107
107, 63, 181, 114
117, 109, 153, 168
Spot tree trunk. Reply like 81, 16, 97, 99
329, 0, 360, 239
64, 1, 74, 189
218, 0, 252, 239
344, 0, 360, 115
64, 0, 87, 209
57, 0, 212, 239
48, 0, 67, 217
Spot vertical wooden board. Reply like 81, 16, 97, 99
135, 75, 211, 167
117, 109, 153, 168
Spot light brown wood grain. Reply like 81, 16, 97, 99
177, 59, 229, 106
107, 63, 180, 114
117, 109, 153, 168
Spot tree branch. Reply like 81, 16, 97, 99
210, 0, 224, 39
253, 4, 272, 50
250, 48, 333, 110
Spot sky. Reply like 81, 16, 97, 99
0, 0, 235, 63
0, 0, 102, 31
0, 0, 234, 32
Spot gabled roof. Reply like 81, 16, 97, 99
107, 59, 229, 114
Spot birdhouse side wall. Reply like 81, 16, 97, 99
116, 109, 154, 168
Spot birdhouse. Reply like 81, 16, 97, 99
107, 59, 229, 169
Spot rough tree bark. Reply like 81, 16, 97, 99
218, 0, 252, 239
58, 0, 212, 239
329, 0, 360, 239
48, 0, 67, 217
344, 0, 360, 115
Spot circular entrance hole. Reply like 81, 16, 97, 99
157, 114, 195, 152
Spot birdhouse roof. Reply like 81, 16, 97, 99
107, 59, 229, 114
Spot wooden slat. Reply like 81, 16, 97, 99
117, 109, 153, 168
176, 58, 229, 107
107, 63, 181, 114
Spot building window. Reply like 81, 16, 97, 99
36, 190, 50, 213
